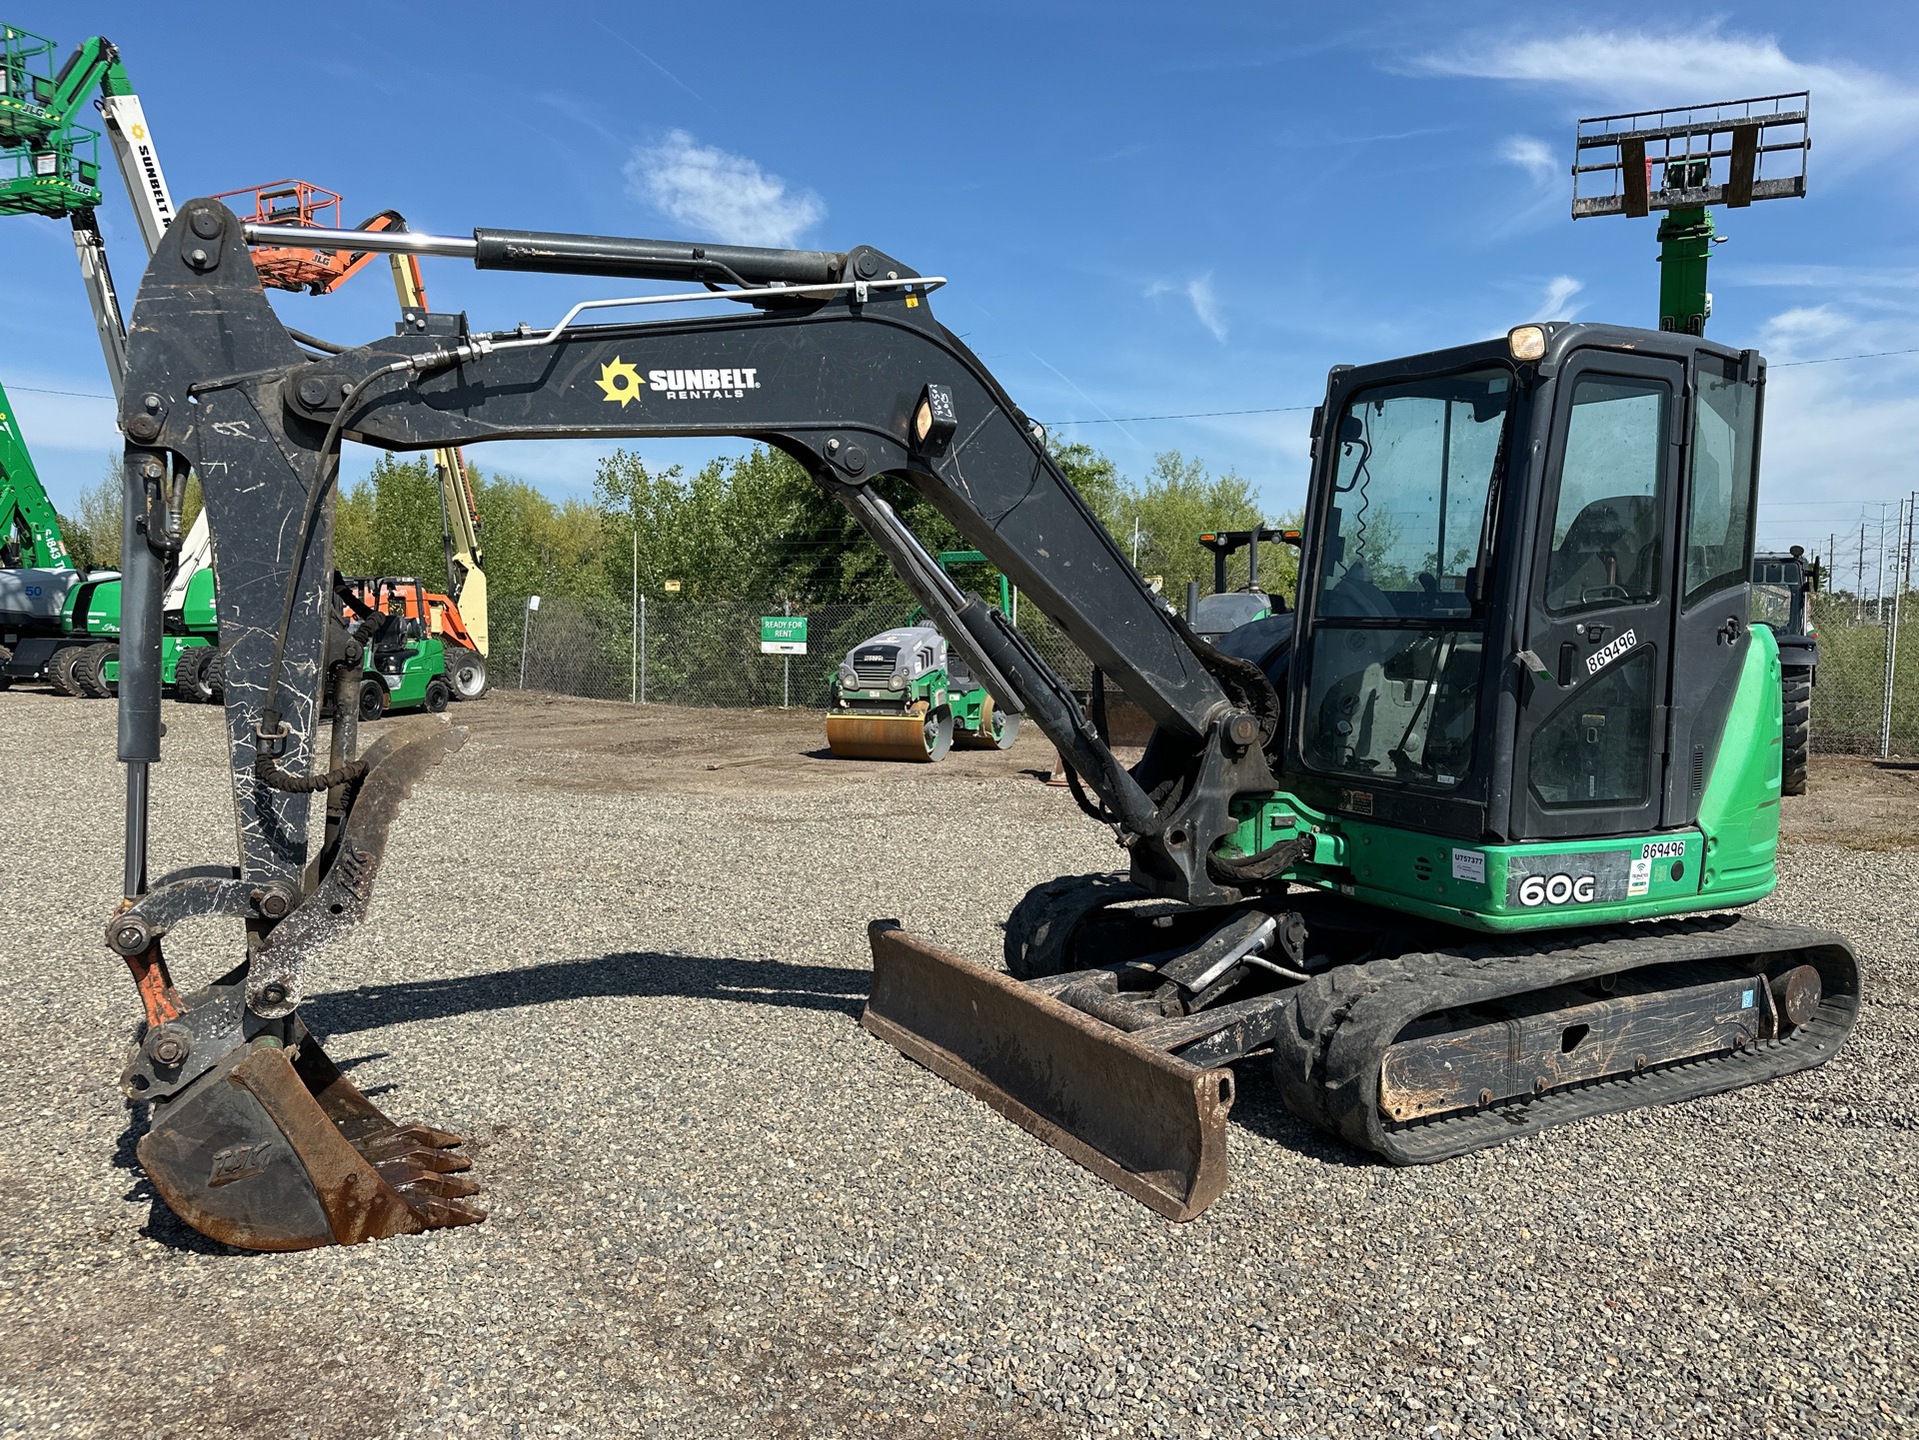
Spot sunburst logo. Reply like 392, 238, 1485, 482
595, 358, 645, 408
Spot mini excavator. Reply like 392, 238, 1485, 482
105, 199, 1858, 1249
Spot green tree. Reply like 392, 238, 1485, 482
74, 464, 121, 571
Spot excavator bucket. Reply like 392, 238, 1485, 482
861, 921, 1232, 1221
137, 1029, 483, 1251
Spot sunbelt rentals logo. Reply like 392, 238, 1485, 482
595, 356, 763, 406
596, 358, 646, 408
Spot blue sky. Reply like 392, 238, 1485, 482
5, 2, 1917, 575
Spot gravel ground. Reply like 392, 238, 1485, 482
2, 690, 1914, 1440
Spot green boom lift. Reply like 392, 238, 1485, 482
0, 376, 104, 686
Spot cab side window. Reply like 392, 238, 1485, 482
1685, 363, 1758, 606
1544, 378, 1668, 615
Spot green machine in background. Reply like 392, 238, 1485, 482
341, 575, 451, 719
1571, 92, 1810, 335
826, 550, 1020, 761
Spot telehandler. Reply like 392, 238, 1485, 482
101, 199, 1856, 1248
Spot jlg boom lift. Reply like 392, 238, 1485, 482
102, 197, 1858, 1248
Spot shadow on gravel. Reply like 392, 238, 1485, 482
1228, 1083, 1376, 1167
308, 951, 869, 1037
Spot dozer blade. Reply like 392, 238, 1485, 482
861, 921, 1232, 1221
826, 711, 941, 762
137, 1034, 483, 1251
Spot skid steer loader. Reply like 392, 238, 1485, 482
100, 200, 1855, 1248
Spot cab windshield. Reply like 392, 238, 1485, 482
1302, 367, 1513, 789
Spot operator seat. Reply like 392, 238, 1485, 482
1547, 495, 1658, 611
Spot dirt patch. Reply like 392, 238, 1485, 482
1780, 755, 1919, 850
446, 690, 1059, 798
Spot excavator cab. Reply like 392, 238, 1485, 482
1289, 323, 1763, 856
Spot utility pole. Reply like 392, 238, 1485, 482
1859, 522, 1867, 623
1132, 516, 1142, 568
1879, 504, 1890, 624
1883, 494, 1910, 759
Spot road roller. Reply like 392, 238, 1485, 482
825, 621, 1020, 761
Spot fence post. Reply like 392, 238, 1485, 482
639, 592, 647, 704
1885, 495, 1913, 759
631, 528, 638, 705
782, 597, 790, 709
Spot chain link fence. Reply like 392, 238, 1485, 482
492, 586, 1919, 759
1804, 591, 1919, 758
492, 590, 1094, 712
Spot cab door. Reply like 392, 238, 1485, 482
1512, 353, 1684, 840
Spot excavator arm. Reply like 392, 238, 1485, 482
108, 198, 1285, 1248
118, 199, 1278, 901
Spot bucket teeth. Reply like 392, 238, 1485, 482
353, 1125, 472, 1167
381, 1168, 485, 1201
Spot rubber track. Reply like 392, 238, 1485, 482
1270, 913, 1860, 1164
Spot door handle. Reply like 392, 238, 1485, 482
1557, 641, 1577, 687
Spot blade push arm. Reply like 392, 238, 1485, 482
120, 200, 1278, 902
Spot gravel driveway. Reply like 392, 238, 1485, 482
2, 691, 1912, 1439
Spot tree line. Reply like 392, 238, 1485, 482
64, 439, 1299, 645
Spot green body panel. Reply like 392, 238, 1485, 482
65, 567, 217, 643
0, 379, 73, 567
179, 566, 217, 634
79, 577, 120, 634
1695, 623, 1784, 898
101, 634, 209, 688
835, 667, 953, 716
1217, 628, 1784, 933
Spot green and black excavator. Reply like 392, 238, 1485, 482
100, 198, 1856, 1248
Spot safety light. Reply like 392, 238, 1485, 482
1508, 325, 1547, 363
913, 382, 958, 455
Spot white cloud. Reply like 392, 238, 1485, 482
1147, 274, 1229, 342
1500, 134, 1555, 185
1414, 23, 1919, 174
1758, 304, 1851, 357
1539, 275, 1584, 320
624, 130, 825, 247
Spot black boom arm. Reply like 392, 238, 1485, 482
115, 200, 1278, 908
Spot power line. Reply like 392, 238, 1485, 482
8, 384, 114, 400
1773, 347, 1919, 368
1049, 404, 1316, 427
1046, 345, 1919, 428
